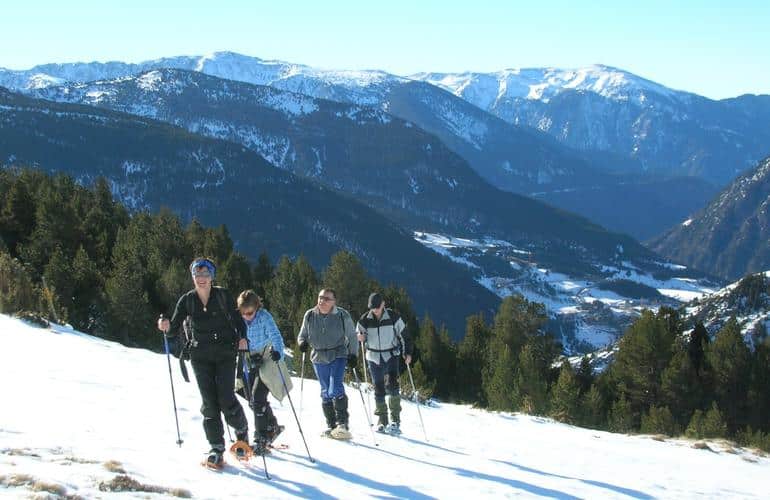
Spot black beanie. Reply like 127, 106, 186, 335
368, 292, 383, 309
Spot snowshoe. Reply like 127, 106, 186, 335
267, 424, 285, 444
202, 449, 224, 470
330, 424, 352, 440
229, 440, 253, 462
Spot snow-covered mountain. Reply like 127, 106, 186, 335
652, 156, 770, 280
0, 87, 500, 335
2, 314, 767, 498
413, 232, 719, 352
18, 73, 669, 281
0, 52, 730, 239
0, 52, 605, 194
412, 65, 770, 187
685, 270, 770, 341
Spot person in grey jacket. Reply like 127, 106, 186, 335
297, 288, 357, 439
356, 292, 412, 434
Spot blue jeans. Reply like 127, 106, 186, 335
368, 355, 400, 404
313, 357, 347, 401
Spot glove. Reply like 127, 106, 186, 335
347, 354, 357, 368
298, 341, 309, 353
270, 349, 281, 361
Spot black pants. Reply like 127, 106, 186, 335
191, 346, 248, 448
368, 355, 400, 404
247, 369, 277, 439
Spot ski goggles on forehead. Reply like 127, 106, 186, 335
190, 259, 216, 278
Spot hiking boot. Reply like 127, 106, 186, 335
333, 395, 349, 428
322, 400, 336, 429
252, 437, 269, 456
204, 448, 224, 469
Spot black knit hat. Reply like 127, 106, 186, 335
367, 292, 383, 309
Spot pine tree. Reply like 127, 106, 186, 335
608, 395, 634, 433
686, 402, 727, 439
0, 251, 38, 313
0, 174, 35, 256
609, 309, 677, 425
706, 317, 751, 432
575, 355, 594, 395
484, 343, 517, 411
640, 405, 679, 436
515, 340, 550, 414
660, 342, 703, 428
456, 313, 491, 404
688, 322, 709, 377
579, 384, 607, 429
747, 338, 770, 432
322, 250, 373, 319
550, 362, 580, 423
267, 255, 318, 346
218, 252, 253, 295
252, 252, 274, 299
43, 246, 74, 322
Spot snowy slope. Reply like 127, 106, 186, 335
1, 314, 767, 499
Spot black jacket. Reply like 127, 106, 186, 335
167, 287, 245, 348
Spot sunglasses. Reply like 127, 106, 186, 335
193, 270, 212, 278
318, 296, 335, 302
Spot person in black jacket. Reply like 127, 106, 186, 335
157, 257, 250, 467
356, 292, 412, 434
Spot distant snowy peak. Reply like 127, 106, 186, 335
411, 65, 685, 106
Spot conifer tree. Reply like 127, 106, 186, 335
747, 336, 770, 432
0, 251, 38, 313
661, 342, 703, 428
580, 384, 607, 429
610, 309, 677, 425
267, 255, 318, 346
706, 317, 751, 432
484, 343, 517, 411
575, 355, 594, 395
252, 252, 274, 299
456, 313, 491, 404
608, 394, 634, 433
322, 250, 373, 319
688, 322, 709, 377
0, 174, 35, 256
640, 405, 679, 436
550, 361, 580, 423
218, 252, 253, 295
515, 339, 551, 414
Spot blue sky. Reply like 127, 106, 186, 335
2, 1, 767, 99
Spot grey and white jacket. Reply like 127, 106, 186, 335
297, 305, 357, 364
356, 308, 410, 365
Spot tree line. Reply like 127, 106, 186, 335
2, 167, 769, 452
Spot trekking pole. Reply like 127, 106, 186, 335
242, 354, 270, 480
359, 341, 373, 412
299, 352, 306, 413
160, 315, 183, 447
276, 361, 315, 463
406, 362, 428, 442
352, 368, 378, 447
